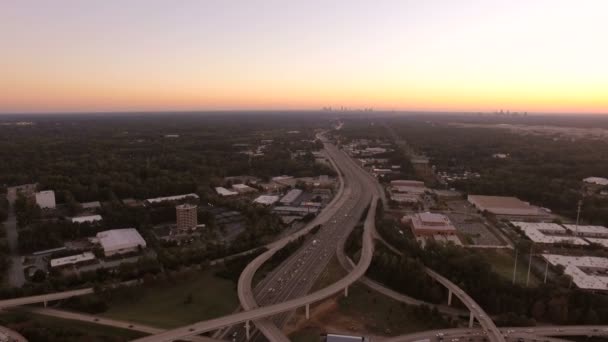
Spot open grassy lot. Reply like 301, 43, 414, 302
475, 249, 541, 287
287, 284, 452, 340
102, 267, 239, 328
0, 311, 144, 341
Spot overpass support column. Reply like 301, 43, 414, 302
344, 286, 349, 297
305, 304, 310, 320
245, 320, 250, 340
448, 290, 453, 306
468, 312, 474, 328
43, 300, 47, 308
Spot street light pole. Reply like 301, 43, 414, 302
512, 248, 518, 285
526, 244, 533, 287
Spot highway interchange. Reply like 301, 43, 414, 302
1, 131, 607, 342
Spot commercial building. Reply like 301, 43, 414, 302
323, 333, 369, 342
71, 215, 102, 224
253, 195, 280, 206
35, 190, 56, 209
231, 183, 257, 193
563, 224, 608, 238
510, 222, 588, 245
583, 177, 608, 186
405, 212, 457, 237
50, 252, 96, 268
145, 193, 199, 204
390, 180, 425, 187
80, 201, 102, 210
467, 195, 551, 220
543, 254, 608, 291
95, 228, 147, 257
272, 206, 319, 217
176, 204, 198, 231
279, 189, 303, 205
215, 187, 238, 196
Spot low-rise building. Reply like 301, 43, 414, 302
145, 193, 199, 204
543, 254, 608, 291
35, 190, 56, 209
272, 206, 319, 217
468, 195, 551, 221
280, 189, 303, 205
50, 252, 96, 268
253, 195, 280, 206
583, 177, 608, 186
510, 222, 588, 245
80, 201, 102, 210
231, 183, 257, 193
215, 187, 238, 196
71, 215, 102, 224
563, 224, 608, 238
405, 212, 457, 237
95, 228, 147, 257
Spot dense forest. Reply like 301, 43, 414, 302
0, 113, 334, 202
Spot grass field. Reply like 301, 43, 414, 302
0, 311, 144, 341
288, 284, 451, 340
476, 249, 541, 287
101, 267, 239, 328
337, 284, 450, 335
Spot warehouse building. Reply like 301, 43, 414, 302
215, 187, 238, 196
543, 254, 608, 291
35, 190, 56, 209
563, 224, 608, 238
280, 189, 303, 205
253, 195, 280, 206
145, 193, 199, 204
71, 215, 103, 224
95, 228, 147, 257
468, 195, 551, 221
50, 252, 96, 268
272, 206, 319, 217
510, 222, 588, 245
231, 183, 257, 193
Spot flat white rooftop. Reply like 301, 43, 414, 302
563, 224, 608, 236
543, 254, 608, 291
71, 215, 102, 223
511, 222, 588, 245
215, 187, 238, 196
146, 193, 199, 204
469, 195, 547, 217
253, 195, 280, 205
97, 228, 146, 253
50, 252, 96, 268
584, 177, 608, 186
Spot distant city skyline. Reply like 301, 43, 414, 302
1, 0, 607, 114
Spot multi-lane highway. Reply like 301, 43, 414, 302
132, 134, 380, 342
381, 325, 608, 342
229, 137, 377, 341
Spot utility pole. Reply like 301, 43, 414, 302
575, 200, 582, 236
526, 244, 533, 287
512, 248, 518, 285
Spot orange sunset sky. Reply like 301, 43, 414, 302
1, 0, 607, 114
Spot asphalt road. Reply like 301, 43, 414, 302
380, 325, 608, 342
228, 138, 376, 341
